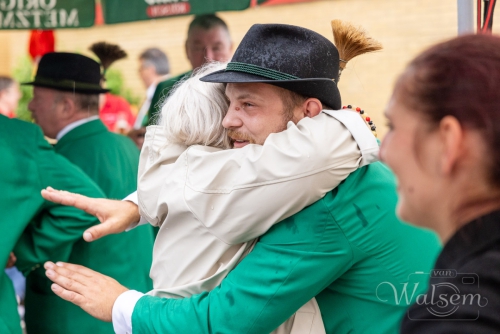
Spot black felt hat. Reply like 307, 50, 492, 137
23, 52, 109, 94
201, 24, 341, 109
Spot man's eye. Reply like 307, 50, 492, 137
243, 102, 254, 107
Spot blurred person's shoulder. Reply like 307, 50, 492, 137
0, 115, 48, 148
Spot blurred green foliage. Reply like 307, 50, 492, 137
105, 68, 141, 107
13, 56, 34, 122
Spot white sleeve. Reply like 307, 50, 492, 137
112, 290, 144, 334
122, 192, 148, 230
183, 110, 379, 244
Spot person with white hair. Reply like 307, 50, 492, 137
41, 24, 439, 334
123, 63, 370, 333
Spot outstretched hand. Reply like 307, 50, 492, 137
41, 187, 140, 242
44, 261, 129, 322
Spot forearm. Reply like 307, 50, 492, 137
131, 201, 352, 333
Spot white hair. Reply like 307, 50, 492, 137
156, 62, 230, 149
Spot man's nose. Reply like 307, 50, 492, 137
204, 48, 215, 62
222, 107, 243, 129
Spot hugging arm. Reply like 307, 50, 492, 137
130, 199, 352, 333
184, 111, 376, 244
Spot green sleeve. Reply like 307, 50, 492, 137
13, 131, 105, 275
132, 198, 353, 333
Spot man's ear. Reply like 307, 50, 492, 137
303, 98, 323, 118
59, 94, 77, 120
439, 115, 465, 175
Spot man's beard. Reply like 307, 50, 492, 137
227, 130, 257, 146
227, 112, 292, 147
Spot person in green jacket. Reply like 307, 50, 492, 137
20, 52, 155, 334
0, 115, 105, 334
42, 24, 441, 333
145, 14, 233, 126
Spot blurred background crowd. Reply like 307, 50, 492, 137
1, 0, 499, 140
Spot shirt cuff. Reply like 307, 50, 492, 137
122, 192, 148, 230
112, 290, 144, 334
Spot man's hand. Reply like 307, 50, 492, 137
41, 187, 140, 242
5, 252, 16, 268
44, 261, 129, 322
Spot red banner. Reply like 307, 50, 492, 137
146, 3, 192, 18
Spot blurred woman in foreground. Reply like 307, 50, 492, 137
381, 34, 500, 333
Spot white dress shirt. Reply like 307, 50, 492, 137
133, 84, 157, 129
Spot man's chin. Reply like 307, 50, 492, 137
232, 141, 250, 148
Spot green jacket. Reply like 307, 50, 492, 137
145, 71, 191, 126
21, 119, 155, 334
0, 116, 104, 334
132, 162, 441, 333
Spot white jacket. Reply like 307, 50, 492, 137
137, 109, 379, 333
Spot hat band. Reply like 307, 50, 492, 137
34, 76, 102, 90
225, 62, 299, 81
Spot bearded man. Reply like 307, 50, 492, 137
43, 24, 440, 334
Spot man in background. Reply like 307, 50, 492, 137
145, 14, 233, 125
129, 47, 170, 148
22, 52, 155, 334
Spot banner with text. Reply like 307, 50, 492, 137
0, 0, 95, 29
102, 0, 251, 24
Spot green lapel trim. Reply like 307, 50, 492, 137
55, 119, 108, 150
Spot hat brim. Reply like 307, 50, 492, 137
201, 70, 341, 110
22, 81, 109, 94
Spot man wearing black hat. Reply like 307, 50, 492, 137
22, 52, 155, 334
41, 26, 440, 333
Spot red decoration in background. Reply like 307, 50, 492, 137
95, 2, 104, 25
29, 30, 55, 63
99, 93, 136, 134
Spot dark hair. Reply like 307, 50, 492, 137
188, 14, 229, 37
139, 48, 170, 75
397, 34, 500, 187
0, 76, 14, 92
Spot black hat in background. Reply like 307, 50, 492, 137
201, 24, 341, 109
23, 52, 109, 94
